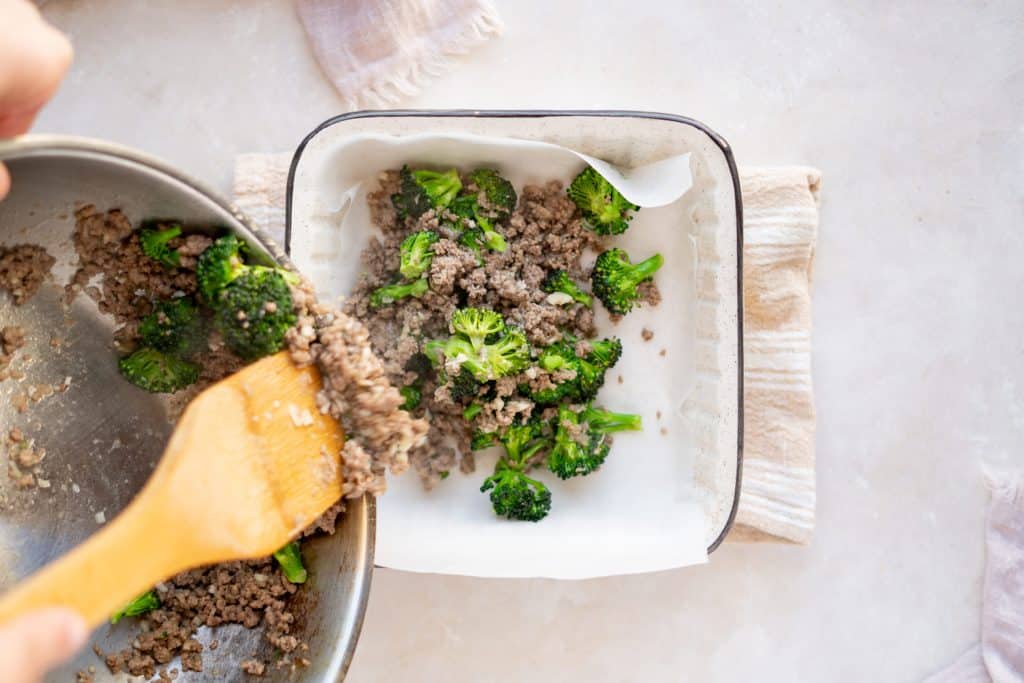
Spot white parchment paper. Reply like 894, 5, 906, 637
290, 133, 707, 578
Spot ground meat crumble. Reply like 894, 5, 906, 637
0, 243, 55, 305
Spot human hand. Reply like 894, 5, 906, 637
0, 608, 89, 683
0, 0, 73, 199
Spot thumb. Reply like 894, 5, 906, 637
0, 608, 89, 683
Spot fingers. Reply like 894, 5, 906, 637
0, 163, 9, 201
0, 608, 89, 683
0, 0, 74, 137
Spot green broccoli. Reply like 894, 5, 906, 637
472, 215, 508, 252
567, 166, 640, 236
590, 248, 665, 315
214, 269, 298, 360
196, 234, 300, 304
195, 234, 245, 302
462, 403, 482, 421
580, 404, 643, 433
273, 541, 308, 584
457, 227, 485, 260
138, 298, 206, 356
547, 404, 642, 480
547, 404, 608, 479
450, 307, 505, 351
470, 428, 497, 450
392, 166, 462, 219
527, 342, 579, 404
587, 337, 623, 370
541, 269, 592, 307
468, 168, 517, 217
448, 193, 508, 253
400, 384, 422, 411
140, 223, 182, 268
399, 230, 439, 280
370, 277, 429, 308
119, 348, 200, 393
531, 337, 623, 403
480, 420, 552, 522
484, 325, 530, 378
449, 366, 482, 402
425, 311, 530, 382
111, 589, 160, 624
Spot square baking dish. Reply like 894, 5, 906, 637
286, 110, 743, 559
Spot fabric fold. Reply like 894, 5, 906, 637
295, 0, 503, 109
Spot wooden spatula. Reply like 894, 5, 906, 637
0, 351, 344, 628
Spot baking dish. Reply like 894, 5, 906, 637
285, 110, 743, 556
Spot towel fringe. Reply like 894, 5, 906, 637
328, 1, 502, 111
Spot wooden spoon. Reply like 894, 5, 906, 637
0, 351, 344, 627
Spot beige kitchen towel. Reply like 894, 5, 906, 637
295, 0, 502, 109
233, 157, 821, 545
728, 167, 820, 545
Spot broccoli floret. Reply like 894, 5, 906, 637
457, 227, 485, 260
580, 404, 643, 433
587, 337, 623, 369
140, 224, 182, 268
480, 420, 552, 522
574, 356, 609, 402
462, 403, 482, 421
370, 277, 429, 308
547, 404, 642, 480
532, 338, 622, 403
473, 215, 508, 252
468, 168, 517, 217
400, 384, 422, 411
567, 166, 640, 236
392, 166, 462, 219
450, 307, 505, 351
196, 234, 245, 302
449, 366, 482, 402
273, 541, 308, 584
399, 230, 439, 280
111, 590, 160, 624
119, 348, 200, 393
541, 269, 592, 307
195, 234, 299, 305
214, 269, 298, 360
484, 325, 530, 378
138, 298, 206, 356
527, 342, 578, 404
426, 312, 529, 382
471, 428, 497, 450
447, 193, 508, 253
537, 342, 577, 373
547, 405, 608, 479
591, 248, 665, 315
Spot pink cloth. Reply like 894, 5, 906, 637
928, 472, 1024, 682
295, 0, 502, 109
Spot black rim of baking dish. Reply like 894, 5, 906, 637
285, 109, 744, 558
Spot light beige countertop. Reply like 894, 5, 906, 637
35, 1, 1024, 680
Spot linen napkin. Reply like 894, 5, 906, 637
233, 156, 821, 546
926, 470, 1024, 683
295, 0, 503, 109
728, 167, 820, 545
